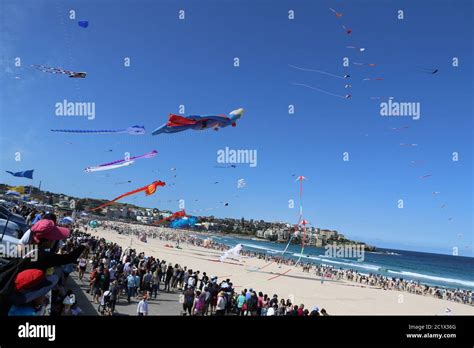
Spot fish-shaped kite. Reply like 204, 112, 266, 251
152, 108, 244, 135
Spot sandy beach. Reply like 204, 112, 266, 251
86, 226, 473, 315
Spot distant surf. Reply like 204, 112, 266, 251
386, 270, 474, 288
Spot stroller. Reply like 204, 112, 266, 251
98, 290, 113, 316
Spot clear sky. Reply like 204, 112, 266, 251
0, 0, 472, 256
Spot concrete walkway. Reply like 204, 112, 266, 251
66, 271, 183, 316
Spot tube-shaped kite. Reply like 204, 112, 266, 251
88, 180, 166, 211
85, 150, 157, 173
51, 125, 145, 135
32, 64, 86, 78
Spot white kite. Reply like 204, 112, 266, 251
219, 244, 243, 262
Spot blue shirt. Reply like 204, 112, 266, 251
127, 275, 135, 288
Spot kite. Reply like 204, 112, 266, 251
51, 125, 145, 135
154, 210, 186, 225
32, 65, 86, 78
440, 204, 447, 208
152, 108, 244, 135
170, 216, 197, 229
329, 8, 343, 17
342, 25, 352, 35
371, 96, 394, 101
420, 174, 432, 179
289, 64, 350, 79
84, 150, 157, 172
237, 179, 246, 188
85, 161, 135, 173
353, 62, 376, 67
418, 67, 439, 74
432, 191, 441, 195
363, 77, 384, 81
400, 143, 418, 147
219, 244, 243, 262
78, 21, 89, 28
391, 126, 409, 131
115, 181, 132, 185
5, 170, 34, 179
215, 165, 237, 168
410, 160, 424, 165
292, 83, 351, 99
347, 46, 366, 52
345, 84, 352, 89
88, 180, 165, 211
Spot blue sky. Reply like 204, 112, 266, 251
0, 0, 472, 256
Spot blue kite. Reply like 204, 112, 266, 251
5, 170, 34, 179
78, 21, 89, 28
152, 108, 244, 135
170, 216, 197, 228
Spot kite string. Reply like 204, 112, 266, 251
288, 64, 345, 79
292, 83, 347, 99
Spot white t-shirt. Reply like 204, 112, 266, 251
20, 229, 32, 245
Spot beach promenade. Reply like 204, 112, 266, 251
68, 269, 182, 316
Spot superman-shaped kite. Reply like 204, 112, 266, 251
152, 108, 244, 135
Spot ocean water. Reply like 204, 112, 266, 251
198, 235, 474, 291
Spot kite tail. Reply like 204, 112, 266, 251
295, 244, 305, 265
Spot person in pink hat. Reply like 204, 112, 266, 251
30, 219, 70, 252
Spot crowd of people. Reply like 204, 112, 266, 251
1, 202, 472, 318
75, 226, 329, 316
98, 222, 473, 306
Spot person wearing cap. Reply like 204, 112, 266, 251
215, 291, 226, 316
8, 269, 59, 316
